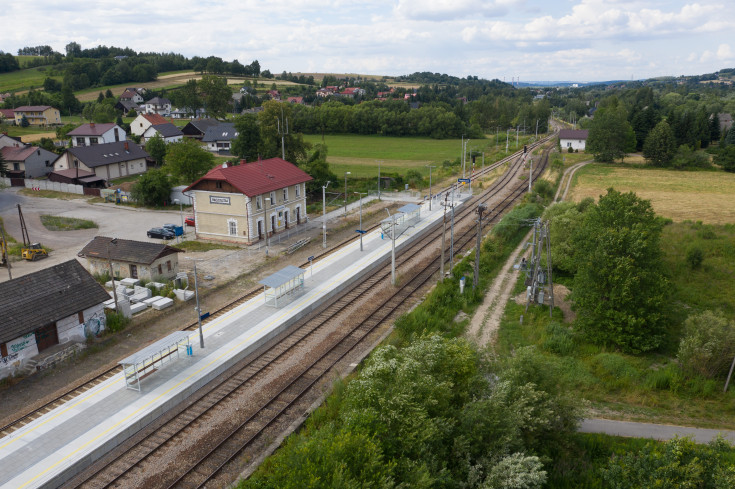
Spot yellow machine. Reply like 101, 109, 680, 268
18, 204, 48, 261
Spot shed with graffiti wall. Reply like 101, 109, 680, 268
0, 259, 110, 379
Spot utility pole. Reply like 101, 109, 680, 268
528, 156, 533, 193
426, 165, 435, 211
0, 225, 11, 281
441, 193, 448, 280
474, 204, 487, 289
449, 201, 455, 274
322, 181, 330, 248
505, 129, 509, 153
186, 258, 205, 348
516, 125, 519, 148
377, 160, 382, 201
343, 171, 351, 216
461, 135, 464, 178
535, 119, 539, 139
277, 106, 288, 160
354, 192, 366, 251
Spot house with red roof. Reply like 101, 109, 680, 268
286, 96, 304, 104
130, 113, 170, 137
67, 123, 127, 147
340, 87, 366, 98
0, 108, 15, 122
184, 158, 313, 244
1, 145, 58, 178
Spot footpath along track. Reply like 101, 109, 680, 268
65, 139, 552, 489
0, 133, 548, 440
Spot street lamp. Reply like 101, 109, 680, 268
322, 181, 330, 248
173, 198, 184, 243
185, 257, 205, 348
264, 197, 271, 257
425, 165, 435, 211
354, 192, 366, 251
344, 171, 351, 216
106, 238, 119, 312
376, 160, 383, 201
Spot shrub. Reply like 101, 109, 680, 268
643, 365, 683, 393
567, 146, 574, 153
104, 310, 130, 333
542, 322, 576, 356
685, 246, 704, 269
677, 310, 735, 379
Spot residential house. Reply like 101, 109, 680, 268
53, 140, 149, 182
0, 133, 24, 149
316, 87, 336, 98
48, 168, 107, 188
1, 146, 58, 178
0, 108, 15, 122
142, 123, 184, 144
266, 90, 281, 100
559, 129, 589, 151
170, 108, 193, 119
286, 96, 304, 104
67, 123, 126, 147
181, 119, 220, 140
719, 113, 733, 132
13, 106, 61, 126
119, 89, 143, 104
78, 236, 183, 282
340, 87, 366, 98
0, 259, 110, 379
184, 158, 312, 245
201, 122, 238, 154
115, 99, 140, 114
144, 97, 172, 116
130, 113, 169, 137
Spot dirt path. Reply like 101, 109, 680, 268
467, 230, 533, 346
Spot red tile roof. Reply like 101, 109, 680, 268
1, 146, 37, 162
120, 89, 139, 99
287, 97, 303, 103
67, 123, 116, 136
186, 158, 313, 197
142, 113, 168, 125
0, 109, 14, 119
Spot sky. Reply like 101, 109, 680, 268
4, 0, 735, 82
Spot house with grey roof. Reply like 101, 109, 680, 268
52, 140, 149, 182
145, 97, 172, 116
67, 123, 126, 147
78, 236, 183, 281
202, 122, 238, 154
1, 145, 58, 178
0, 259, 110, 379
142, 123, 184, 144
181, 119, 220, 140
559, 129, 589, 151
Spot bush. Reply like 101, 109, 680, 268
677, 310, 735, 379
542, 322, 576, 356
104, 310, 130, 333
685, 246, 704, 269
567, 146, 574, 153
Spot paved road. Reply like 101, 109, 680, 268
581, 418, 735, 443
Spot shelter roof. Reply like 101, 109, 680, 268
259, 265, 305, 289
0, 260, 110, 345
78, 236, 182, 265
397, 203, 420, 214
186, 158, 313, 197
118, 330, 191, 366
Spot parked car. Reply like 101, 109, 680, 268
162, 223, 178, 232
184, 216, 195, 226
147, 227, 175, 240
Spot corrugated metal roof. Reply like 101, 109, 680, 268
78, 236, 182, 265
259, 265, 305, 289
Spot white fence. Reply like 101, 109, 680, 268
24, 178, 84, 194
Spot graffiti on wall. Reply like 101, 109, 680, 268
0, 352, 19, 366
82, 311, 106, 337
8, 333, 34, 354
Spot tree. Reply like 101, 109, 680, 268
257, 101, 311, 162
197, 75, 231, 119
20, 115, 29, 128
231, 114, 260, 161
715, 145, 735, 172
301, 143, 337, 195
165, 138, 215, 184
65, 41, 82, 58
586, 105, 636, 163
572, 189, 668, 353
0, 150, 7, 177
710, 112, 722, 143
145, 134, 167, 167
642, 120, 677, 167
131, 168, 172, 207
678, 311, 735, 379
42, 77, 62, 93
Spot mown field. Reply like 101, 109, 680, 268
303, 133, 534, 178
568, 164, 735, 224
0, 65, 61, 93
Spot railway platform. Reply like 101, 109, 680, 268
0, 195, 465, 489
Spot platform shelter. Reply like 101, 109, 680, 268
381, 203, 422, 240
118, 330, 191, 391
259, 265, 306, 307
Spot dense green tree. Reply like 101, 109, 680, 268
301, 143, 337, 195
715, 145, 735, 172
164, 138, 215, 184
671, 144, 711, 169
130, 168, 172, 206
20, 115, 29, 127
0, 150, 7, 177
97, 92, 105, 103
42, 77, 62, 93
231, 114, 260, 161
82, 103, 116, 123
643, 120, 677, 167
727, 125, 735, 146
586, 105, 636, 162
710, 112, 722, 142
572, 189, 668, 353
257, 101, 311, 162
603, 437, 735, 489
172, 79, 201, 114
197, 75, 231, 119
145, 134, 167, 167
678, 310, 735, 379
0, 52, 20, 73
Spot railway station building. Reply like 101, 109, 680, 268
184, 158, 312, 245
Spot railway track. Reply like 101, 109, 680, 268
64, 137, 553, 489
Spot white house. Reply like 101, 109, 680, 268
559, 129, 589, 151
142, 123, 184, 144
120, 89, 144, 104
201, 123, 238, 154
130, 113, 169, 137
67, 123, 127, 147
53, 140, 149, 182
145, 97, 172, 116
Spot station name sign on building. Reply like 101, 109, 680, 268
209, 195, 231, 205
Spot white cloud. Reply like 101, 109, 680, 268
394, 0, 519, 21
717, 44, 733, 60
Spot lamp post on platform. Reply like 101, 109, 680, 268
107, 238, 119, 312
426, 165, 435, 211
322, 181, 330, 248
185, 257, 204, 348
354, 192, 367, 251
344, 172, 351, 216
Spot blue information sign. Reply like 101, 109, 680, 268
355, 229, 367, 234
458, 178, 471, 183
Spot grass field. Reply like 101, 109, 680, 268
40, 215, 97, 231
568, 164, 735, 224
302, 134, 533, 178
0, 65, 61, 93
